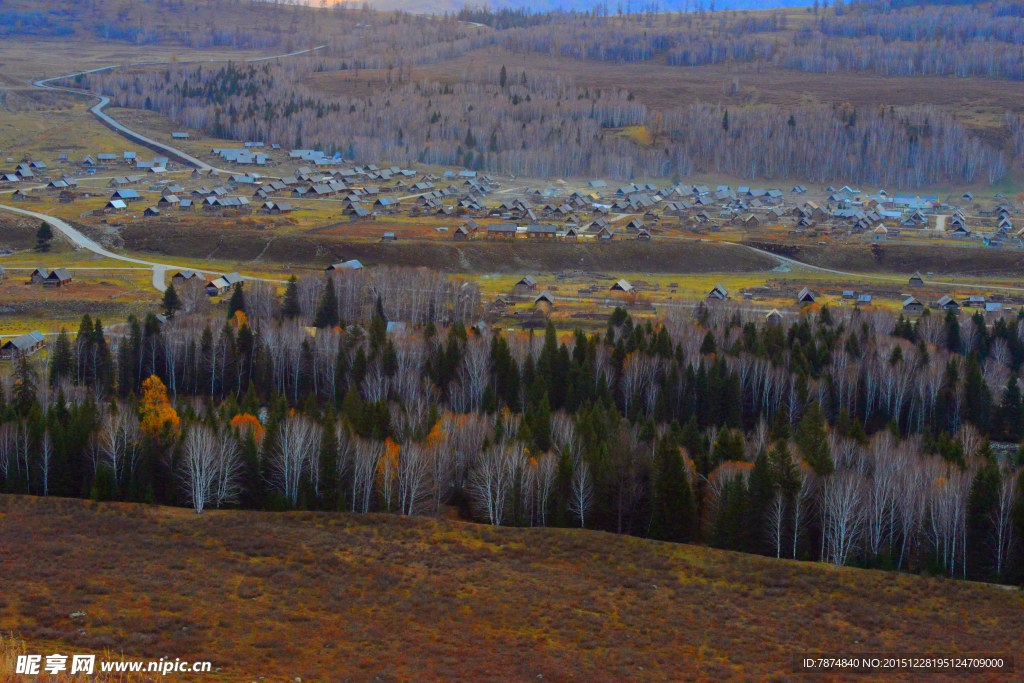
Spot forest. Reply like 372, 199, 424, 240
79, 60, 1007, 184
4, 267, 1024, 587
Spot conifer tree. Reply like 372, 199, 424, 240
282, 275, 301, 319
12, 355, 38, 416
227, 283, 246, 319
313, 280, 339, 328
49, 328, 74, 388
797, 401, 832, 476
649, 437, 695, 543
36, 222, 53, 252
1000, 377, 1022, 442
162, 283, 182, 319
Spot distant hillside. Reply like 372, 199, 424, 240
367, 0, 813, 14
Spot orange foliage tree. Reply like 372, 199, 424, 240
139, 375, 181, 436
230, 413, 265, 444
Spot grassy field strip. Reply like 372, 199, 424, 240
651, 235, 1024, 295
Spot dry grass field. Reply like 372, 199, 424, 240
1, 496, 1021, 683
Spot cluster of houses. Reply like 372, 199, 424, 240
1, 160, 47, 184
947, 204, 1017, 247
81, 153, 170, 172
170, 269, 245, 296
702, 272, 1011, 316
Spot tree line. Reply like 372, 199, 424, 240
6, 273, 1024, 583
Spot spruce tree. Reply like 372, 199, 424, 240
227, 283, 245, 319
12, 355, 38, 415
282, 275, 301, 319
744, 450, 776, 554
313, 280, 339, 328
967, 459, 1000, 580
1001, 377, 1022, 442
49, 328, 74, 388
649, 437, 695, 543
369, 298, 387, 356
797, 401, 832, 475
36, 222, 53, 252
162, 283, 182, 318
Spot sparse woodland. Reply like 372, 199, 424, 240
40, 0, 1018, 184
6, 0, 1013, 183
80, 60, 1007, 185
5, 268, 1024, 585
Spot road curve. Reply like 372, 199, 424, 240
33, 45, 327, 172
0, 203, 286, 290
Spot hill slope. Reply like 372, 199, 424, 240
1, 496, 1019, 682
367, 0, 811, 12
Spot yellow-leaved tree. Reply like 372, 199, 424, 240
139, 375, 180, 436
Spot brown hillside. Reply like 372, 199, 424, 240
0, 496, 1020, 683
101, 221, 776, 274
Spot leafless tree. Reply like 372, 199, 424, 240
37, 431, 53, 497
269, 414, 322, 507
792, 462, 815, 559
181, 424, 218, 514
991, 463, 1019, 578
351, 439, 383, 513
245, 280, 279, 322
100, 406, 142, 488
397, 441, 432, 515
213, 428, 244, 508
568, 461, 594, 528
467, 443, 525, 525
820, 470, 864, 566
178, 279, 211, 316
766, 491, 786, 558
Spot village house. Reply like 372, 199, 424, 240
610, 279, 634, 293
796, 287, 817, 304
902, 297, 924, 314
0, 331, 46, 360
325, 260, 363, 273
205, 272, 244, 296
707, 284, 729, 301
171, 270, 204, 286
29, 268, 73, 287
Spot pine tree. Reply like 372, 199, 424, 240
649, 437, 695, 543
499, 64, 507, 88
744, 450, 776, 554
369, 298, 387, 356
49, 328, 73, 388
700, 330, 717, 355
313, 280, 339, 328
282, 275, 301, 319
967, 459, 1000, 580
797, 401, 832, 475
12, 355, 38, 415
1000, 377, 1022, 442
36, 222, 54, 252
162, 283, 182, 319
227, 283, 245, 319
